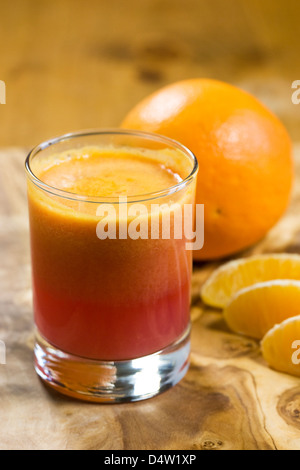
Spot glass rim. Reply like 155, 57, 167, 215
25, 128, 199, 204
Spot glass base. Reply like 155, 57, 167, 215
34, 326, 191, 403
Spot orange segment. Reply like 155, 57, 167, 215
262, 316, 300, 377
201, 254, 300, 309
223, 280, 300, 339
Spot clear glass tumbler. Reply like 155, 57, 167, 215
25, 129, 198, 402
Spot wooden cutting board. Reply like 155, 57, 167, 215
1, 147, 300, 450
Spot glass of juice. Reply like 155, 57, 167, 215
25, 129, 198, 402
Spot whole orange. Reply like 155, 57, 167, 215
121, 79, 293, 260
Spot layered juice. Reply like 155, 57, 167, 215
27, 145, 196, 360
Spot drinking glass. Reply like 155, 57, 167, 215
25, 129, 198, 402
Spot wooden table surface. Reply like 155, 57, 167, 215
2, 147, 300, 451
1, 0, 300, 450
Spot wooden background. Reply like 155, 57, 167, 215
1, 0, 300, 450
0, 0, 300, 147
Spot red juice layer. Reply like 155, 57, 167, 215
33, 278, 191, 360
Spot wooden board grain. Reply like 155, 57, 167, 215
1, 147, 300, 450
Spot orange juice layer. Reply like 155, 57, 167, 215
40, 149, 182, 197
28, 147, 194, 360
